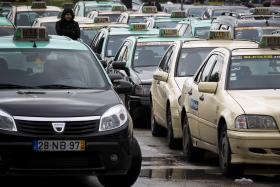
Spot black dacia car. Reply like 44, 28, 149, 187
0, 27, 141, 187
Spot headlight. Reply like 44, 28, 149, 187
0, 110, 17, 132
99, 105, 128, 131
134, 84, 151, 96
235, 115, 277, 129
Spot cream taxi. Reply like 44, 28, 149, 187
179, 35, 280, 176
151, 31, 258, 149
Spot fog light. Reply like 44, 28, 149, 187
110, 154, 119, 162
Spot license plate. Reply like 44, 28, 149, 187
33, 140, 85, 151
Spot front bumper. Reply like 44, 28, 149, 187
228, 130, 280, 165
0, 124, 133, 176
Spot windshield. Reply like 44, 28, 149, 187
187, 8, 206, 17
133, 44, 170, 67
194, 26, 210, 39
0, 27, 14, 36
176, 47, 214, 77
235, 27, 280, 42
106, 35, 128, 57
212, 8, 249, 17
102, 13, 121, 22
155, 21, 180, 29
80, 28, 98, 45
228, 55, 280, 90
128, 16, 145, 24
85, 6, 112, 15
0, 49, 108, 89
16, 11, 60, 26
41, 22, 56, 35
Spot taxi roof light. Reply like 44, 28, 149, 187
31, 1, 47, 9
253, 7, 271, 15
129, 23, 147, 31
209, 30, 231, 40
94, 16, 110, 23
259, 35, 280, 48
14, 27, 49, 41
142, 6, 157, 14
111, 5, 126, 12
159, 28, 178, 37
171, 11, 186, 18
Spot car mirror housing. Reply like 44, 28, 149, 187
198, 82, 218, 94
112, 61, 126, 70
113, 80, 132, 94
109, 73, 123, 82
153, 71, 168, 82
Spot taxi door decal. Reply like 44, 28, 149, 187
190, 99, 198, 111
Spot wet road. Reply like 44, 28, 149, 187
2, 128, 280, 187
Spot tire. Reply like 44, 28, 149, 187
219, 125, 244, 177
182, 115, 204, 162
98, 137, 142, 187
167, 107, 181, 149
151, 100, 166, 137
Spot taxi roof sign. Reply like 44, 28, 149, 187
94, 16, 110, 23
14, 27, 49, 41
31, 1, 47, 9
171, 11, 186, 18
159, 28, 178, 37
63, 3, 74, 9
142, 6, 157, 14
112, 5, 126, 12
253, 7, 271, 15
130, 23, 147, 31
259, 35, 280, 48
209, 30, 231, 40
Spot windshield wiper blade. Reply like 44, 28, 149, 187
36, 84, 88, 89
0, 84, 34, 89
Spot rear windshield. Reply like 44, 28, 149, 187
176, 47, 214, 77
128, 16, 145, 24
16, 11, 60, 26
85, 6, 112, 15
41, 22, 56, 35
0, 49, 108, 89
0, 27, 15, 36
194, 26, 210, 39
235, 27, 280, 42
80, 28, 98, 45
102, 13, 121, 22
187, 8, 206, 17
228, 55, 280, 90
155, 21, 180, 29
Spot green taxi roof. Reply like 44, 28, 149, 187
0, 17, 13, 27
107, 27, 159, 36
0, 35, 88, 50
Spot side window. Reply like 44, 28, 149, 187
159, 46, 173, 70
198, 55, 217, 82
115, 41, 130, 62
96, 35, 105, 54
209, 55, 223, 82
90, 32, 101, 51
74, 6, 80, 16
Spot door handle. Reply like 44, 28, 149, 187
199, 95, 204, 101
188, 89, 192, 95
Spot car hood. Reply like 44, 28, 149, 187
0, 89, 120, 117
227, 89, 280, 115
134, 66, 157, 84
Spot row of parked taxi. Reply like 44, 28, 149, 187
0, 0, 280, 182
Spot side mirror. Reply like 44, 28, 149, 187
100, 60, 107, 68
113, 80, 132, 94
112, 61, 126, 70
109, 73, 123, 82
153, 71, 168, 82
198, 82, 218, 94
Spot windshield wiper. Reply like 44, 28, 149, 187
36, 84, 89, 89
0, 84, 34, 89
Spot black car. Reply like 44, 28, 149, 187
0, 28, 141, 187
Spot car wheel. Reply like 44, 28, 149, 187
151, 101, 166, 137
98, 137, 142, 187
219, 125, 244, 177
182, 115, 204, 162
167, 107, 181, 149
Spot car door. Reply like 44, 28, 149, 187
198, 54, 224, 146
187, 55, 217, 140
155, 46, 175, 126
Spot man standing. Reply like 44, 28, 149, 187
55, 8, 80, 40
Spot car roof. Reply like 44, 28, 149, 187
0, 35, 88, 50
105, 27, 159, 35
135, 36, 194, 43
0, 17, 13, 26
182, 40, 258, 49
232, 48, 280, 56
37, 16, 93, 24
15, 6, 61, 12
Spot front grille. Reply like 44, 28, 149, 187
15, 120, 99, 136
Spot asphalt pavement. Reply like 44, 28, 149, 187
1, 128, 280, 187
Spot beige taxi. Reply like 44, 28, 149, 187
179, 35, 280, 176
151, 31, 258, 149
